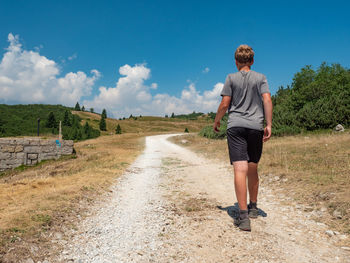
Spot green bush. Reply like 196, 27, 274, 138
272, 63, 350, 132
116, 124, 122, 134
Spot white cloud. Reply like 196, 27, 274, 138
85, 63, 223, 118
202, 67, 210, 73
68, 53, 77, 61
151, 83, 158, 89
0, 33, 99, 105
0, 33, 223, 118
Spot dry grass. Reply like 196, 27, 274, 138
73, 111, 210, 135
170, 132, 350, 238
0, 133, 145, 259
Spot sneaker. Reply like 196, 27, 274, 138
234, 217, 251, 231
248, 203, 259, 218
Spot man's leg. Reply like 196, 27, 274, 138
233, 160, 249, 210
247, 162, 259, 203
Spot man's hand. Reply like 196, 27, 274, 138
263, 126, 271, 142
213, 96, 231, 133
213, 120, 220, 133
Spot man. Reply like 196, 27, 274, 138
213, 44, 273, 231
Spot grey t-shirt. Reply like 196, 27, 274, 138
220, 70, 270, 131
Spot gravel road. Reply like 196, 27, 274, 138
56, 134, 349, 263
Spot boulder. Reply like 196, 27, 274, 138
334, 124, 345, 132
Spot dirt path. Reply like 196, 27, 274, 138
53, 134, 349, 263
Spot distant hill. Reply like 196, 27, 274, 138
0, 104, 100, 140
0, 104, 213, 140
73, 111, 211, 135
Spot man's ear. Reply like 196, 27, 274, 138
235, 60, 241, 70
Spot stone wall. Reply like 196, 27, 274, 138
0, 138, 74, 171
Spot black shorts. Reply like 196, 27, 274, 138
226, 127, 264, 164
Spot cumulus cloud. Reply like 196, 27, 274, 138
202, 67, 210, 73
0, 33, 223, 117
0, 33, 99, 105
85, 63, 223, 117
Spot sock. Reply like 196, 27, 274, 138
249, 201, 257, 209
239, 210, 248, 220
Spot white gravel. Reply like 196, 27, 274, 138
60, 134, 180, 262
56, 134, 350, 263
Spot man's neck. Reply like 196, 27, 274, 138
239, 65, 251, 72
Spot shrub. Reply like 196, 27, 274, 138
102, 109, 107, 119
46, 112, 57, 128
199, 123, 227, 139
116, 124, 122, 134
74, 102, 81, 111
99, 116, 107, 131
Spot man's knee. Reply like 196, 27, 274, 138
233, 160, 248, 173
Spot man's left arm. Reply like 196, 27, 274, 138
213, 96, 231, 132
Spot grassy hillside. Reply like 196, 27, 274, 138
0, 104, 100, 141
73, 111, 211, 134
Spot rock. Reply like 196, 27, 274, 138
341, 246, 350, 251
181, 139, 189, 144
339, 234, 347, 240
27, 153, 38, 160
325, 230, 334, 237
320, 207, 327, 212
0, 152, 11, 159
274, 176, 280, 181
23, 259, 34, 263
304, 206, 313, 212
30, 245, 39, 253
334, 124, 345, 132
316, 222, 327, 227
55, 232, 63, 239
333, 210, 342, 219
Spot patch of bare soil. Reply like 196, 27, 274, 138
159, 135, 350, 262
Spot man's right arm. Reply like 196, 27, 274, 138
262, 92, 273, 142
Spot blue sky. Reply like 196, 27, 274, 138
0, 0, 349, 117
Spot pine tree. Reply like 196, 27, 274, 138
129, 114, 133, 119
63, 110, 71, 126
102, 109, 107, 119
116, 124, 122, 134
82, 106, 85, 112
171, 112, 175, 118
46, 112, 57, 128
0, 117, 4, 134
99, 115, 107, 131
165, 114, 168, 118
90, 108, 94, 113
84, 122, 91, 138
75, 102, 81, 111
184, 128, 189, 133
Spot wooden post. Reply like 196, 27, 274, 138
37, 118, 40, 136
59, 121, 62, 140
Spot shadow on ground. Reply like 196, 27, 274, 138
217, 202, 267, 219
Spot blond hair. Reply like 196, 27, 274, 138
235, 44, 254, 64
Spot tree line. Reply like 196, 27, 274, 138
199, 62, 350, 139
